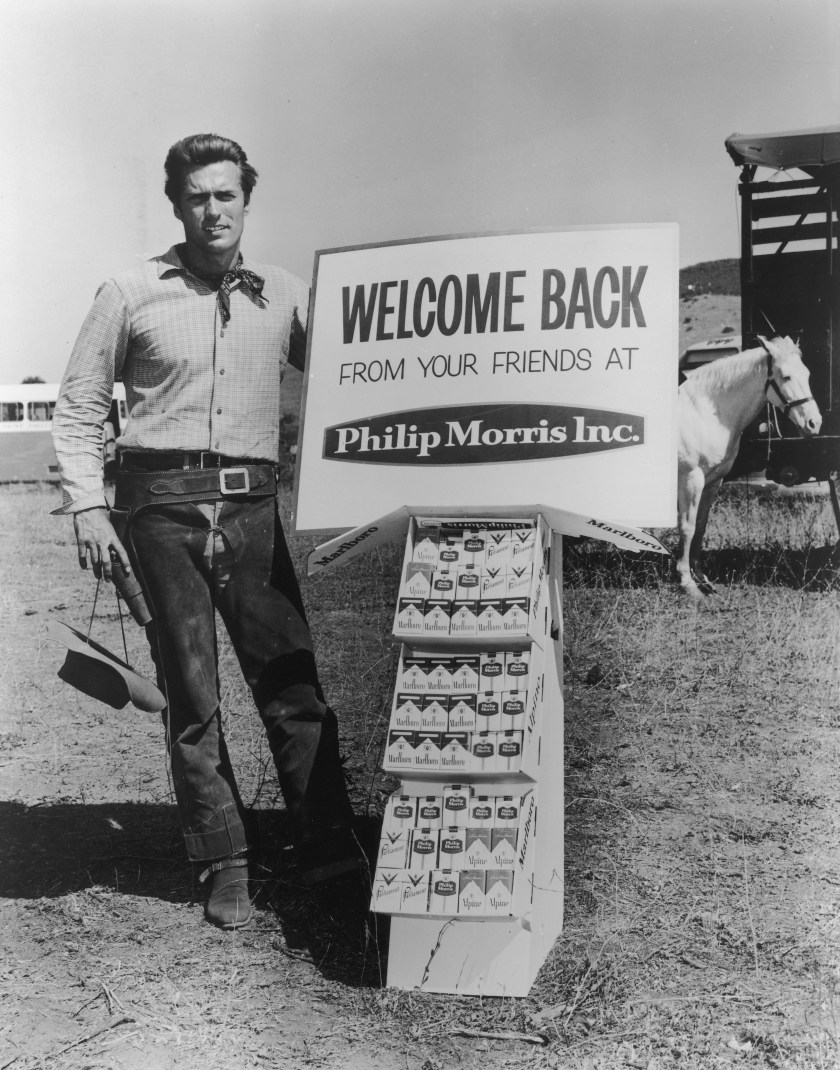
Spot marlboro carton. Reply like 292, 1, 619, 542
470, 732, 496, 772
392, 693, 423, 730
455, 565, 482, 599
494, 796, 521, 827
385, 729, 416, 770
409, 828, 439, 870
437, 827, 467, 868
491, 827, 519, 868
477, 599, 504, 635
440, 731, 470, 772
484, 531, 511, 571
500, 691, 526, 730
449, 599, 478, 637
464, 827, 493, 868
429, 870, 460, 915
506, 564, 533, 598
451, 655, 480, 692
377, 830, 410, 869
502, 597, 530, 633
430, 570, 457, 601
402, 562, 433, 600
371, 870, 402, 913
385, 794, 418, 830
442, 784, 471, 827
413, 731, 442, 770
458, 869, 487, 915
469, 795, 496, 828
395, 597, 425, 634
420, 694, 449, 732
416, 795, 443, 828
423, 599, 452, 636
401, 871, 430, 914
447, 694, 477, 732
412, 525, 439, 565
480, 567, 506, 600
484, 870, 514, 915
497, 730, 524, 772
398, 654, 429, 692
510, 528, 536, 566
462, 530, 486, 569
479, 652, 505, 692
504, 649, 530, 688
425, 655, 454, 692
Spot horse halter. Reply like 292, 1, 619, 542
763, 350, 814, 417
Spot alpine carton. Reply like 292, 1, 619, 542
484, 870, 515, 915
458, 869, 487, 915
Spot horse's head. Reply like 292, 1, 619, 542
758, 335, 822, 437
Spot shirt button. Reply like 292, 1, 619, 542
216, 408, 222, 414
219, 368, 225, 375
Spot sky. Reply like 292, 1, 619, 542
2, 0, 838, 384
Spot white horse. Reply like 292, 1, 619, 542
677, 335, 822, 597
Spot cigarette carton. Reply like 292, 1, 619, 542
462, 530, 487, 569
423, 599, 452, 637
510, 528, 536, 566
447, 694, 477, 732
384, 729, 416, 770
429, 870, 460, 915
484, 531, 511, 571
392, 693, 423, 730
449, 599, 478, 637
455, 565, 482, 599
402, 562, 433, 600
502, 597, 530, 633
494, 796, 522, 827
430, 570, 457, 601
442, 784, 472, 827
395, 597, 425, 634
500, 691, 526, 730
458, 869, 487, 916
479, 652, 505, 693
484, 870, 515, 915
451, 655, 480, 692
416, 795, 443, 828
475, 692, 501, 732
377, 830, 411, 869
504, 649, 531, 688
412, 526, 440, 566
437, 827, 467, 868
437, 535, 464, 569
371, 869, 402, 913
413, 731, 442, 770
505, 564, 533, 598
470, 732, 496, 772
425, 655, 454, 692
477, 599, 504, 635
385, 794, 418, 831
409, 828, 439, 870
401, 871, 431, 914
497, 730, 524, 772
469, 795, 496, 828
464, 827, 493, 868
398, 654, 429, 693
440, 731, 470, 772
491, 827, 519, 868
420, 694, 449, 732
480, 567, 506, 600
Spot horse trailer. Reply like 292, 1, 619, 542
725, 125, 840, 489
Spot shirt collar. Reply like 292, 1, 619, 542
156, 245, 255, 280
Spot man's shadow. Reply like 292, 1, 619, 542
0, 799, 387, 988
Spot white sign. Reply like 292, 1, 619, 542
294, 226, 678, 532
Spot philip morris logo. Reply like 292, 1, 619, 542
322, 402, 644, 465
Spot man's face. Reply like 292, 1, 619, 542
173, 160, 248, 259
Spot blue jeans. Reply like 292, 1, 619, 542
116, 491, 353, 862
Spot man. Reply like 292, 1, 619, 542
52, 133, 363, 930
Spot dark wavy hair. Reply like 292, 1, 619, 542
164, 134, 259, 205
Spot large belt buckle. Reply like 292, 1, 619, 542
219, 467, 250, 495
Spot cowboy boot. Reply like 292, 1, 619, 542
202, 857, 252, 929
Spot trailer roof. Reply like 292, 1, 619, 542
725, 126, 840, 173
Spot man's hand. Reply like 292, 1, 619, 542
73, 507, 131, 581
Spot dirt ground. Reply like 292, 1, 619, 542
2, 462, 839, 1067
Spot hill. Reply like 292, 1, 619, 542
679, 258, 740, 298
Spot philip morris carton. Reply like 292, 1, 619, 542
429, 870, 459, 915
416, 795, 443, 829
409, 828, 439, 871
479, 652, 505, 693
504, 649, 530, 690
500, 691, 526, 731
494, 795, 522, 827
497, 730, 524, 773
430, 570, 457, 601
469, 795, 496, 829
462, 530, 486, 569
455, 564, 481, 600
385, 794, 418, 831
442, 784, 471, 828
437, 827, 467, 869
458, 869, 487, 916
475, 692, 502, 733
470, 732, 496, 772
437, 535, 463, 569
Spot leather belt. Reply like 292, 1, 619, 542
113, 463, 277, 517
119, 450, 272, 471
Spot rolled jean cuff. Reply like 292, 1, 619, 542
181, 803, 248, 862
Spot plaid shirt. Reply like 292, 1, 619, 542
52, 245, 309, 514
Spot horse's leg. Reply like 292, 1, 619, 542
676, 466, 705, 598
690, 477, 722, 594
